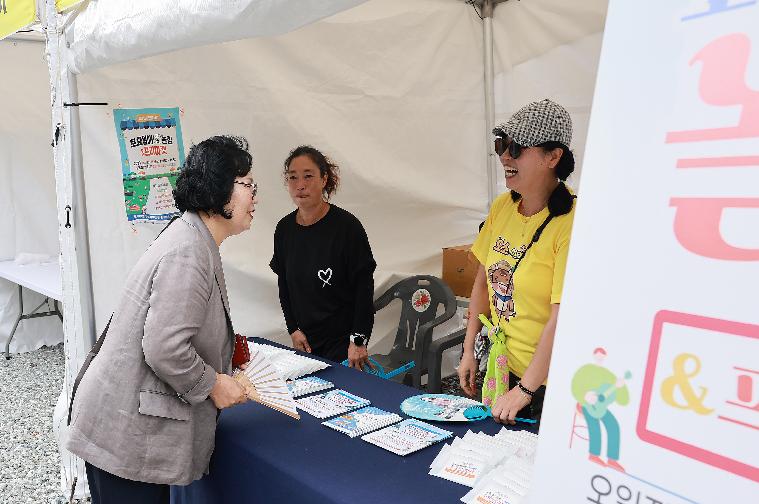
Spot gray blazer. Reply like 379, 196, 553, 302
65, 211, 234, 485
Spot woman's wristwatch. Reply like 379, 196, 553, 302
349, 333, 368, 347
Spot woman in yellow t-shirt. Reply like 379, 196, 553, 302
458, 99, 576, 425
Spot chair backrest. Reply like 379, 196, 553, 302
374, 275, 456, 366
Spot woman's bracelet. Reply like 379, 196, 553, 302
517, 381, 535, 397
516, 388, 532, 403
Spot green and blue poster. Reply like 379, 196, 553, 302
114, 107, 185, 223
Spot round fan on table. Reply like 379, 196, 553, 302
400, 394, 486, 422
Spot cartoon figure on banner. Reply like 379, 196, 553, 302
487, 260, 516, 321
571, 348, 631, 472
1, 1, 7, 15
411, 288, 431, 312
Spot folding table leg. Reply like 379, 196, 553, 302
4, 285, 24, 360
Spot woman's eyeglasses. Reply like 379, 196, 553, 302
234, 181, 258, 198
494, 136, 524, 159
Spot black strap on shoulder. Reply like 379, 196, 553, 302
67, 216, 180, 425
67, 314, 112, 425
511, 214, 552, 275
156, 215, 180, 240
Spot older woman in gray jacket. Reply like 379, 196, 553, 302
65, 135, 258, 503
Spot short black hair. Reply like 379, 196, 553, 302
283, 145, 340, 200
173, 135, 252, 219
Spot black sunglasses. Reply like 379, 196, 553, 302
494, 136, 524, 159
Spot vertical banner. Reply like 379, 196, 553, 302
113, 107, 185, 224
55, 0, 85, 12
531, 2, 759, 504
0, 0, 36, 40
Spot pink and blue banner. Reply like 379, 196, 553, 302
531, 2, 759, 503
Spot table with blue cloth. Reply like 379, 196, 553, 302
171, 338, 531, 504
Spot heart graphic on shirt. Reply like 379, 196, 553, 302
318, 268, 333, 287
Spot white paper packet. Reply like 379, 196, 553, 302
461, 480, 524, 504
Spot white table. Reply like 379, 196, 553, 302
0, 260, 63, 359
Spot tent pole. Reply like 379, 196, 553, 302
44, 0, 96, 498
482, 0, 497, 207
65, 70, 96, 347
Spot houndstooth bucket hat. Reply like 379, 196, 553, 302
493, 99, 573, 147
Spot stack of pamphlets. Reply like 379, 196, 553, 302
322, 406, 402, 438
460, 456, 534, 504
427, 428, 538, 503
494, 428, 539, 461
361, 419, 453, 456
296, 389, 371, 419
287, 376, 334, 398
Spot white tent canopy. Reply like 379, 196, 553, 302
0, 40, 62, 353
65, 0, 606, 342
66, 0, 370, 73
2, 0, 608, 498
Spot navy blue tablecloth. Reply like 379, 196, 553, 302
171, 338, 530, 504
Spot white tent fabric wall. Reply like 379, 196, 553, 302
0, 40, 63, 353
491, 0, 608, 194
75, 0, 487, 350
66, 0, 371, 74
71, 0, 607, 373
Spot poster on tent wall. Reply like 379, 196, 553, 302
114, 107, 186, 224
0, 0, 36, 40
530, 2, 758, 504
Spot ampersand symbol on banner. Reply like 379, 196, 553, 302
660, 353, 714, 415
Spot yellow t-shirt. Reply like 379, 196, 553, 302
471, 191, 575, 378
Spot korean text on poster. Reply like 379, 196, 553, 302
114, 107, 186, 224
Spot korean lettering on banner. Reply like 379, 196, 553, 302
636, 0, 759, 484
0, 0, 37, 41
588, 473, 673, 504
113, 108, 186, 224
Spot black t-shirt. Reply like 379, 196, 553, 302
270, 205, 376, 361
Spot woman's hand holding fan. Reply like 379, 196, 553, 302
234, 348, 300, 420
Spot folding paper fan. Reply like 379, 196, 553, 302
249, 342, 330, 381
234, 348, 300, 420
273, 353, 330, 381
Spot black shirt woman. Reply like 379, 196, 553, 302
270, 146, 376, 368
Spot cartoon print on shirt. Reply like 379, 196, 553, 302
487, 259, 516, 321
492, 236, 527, 260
